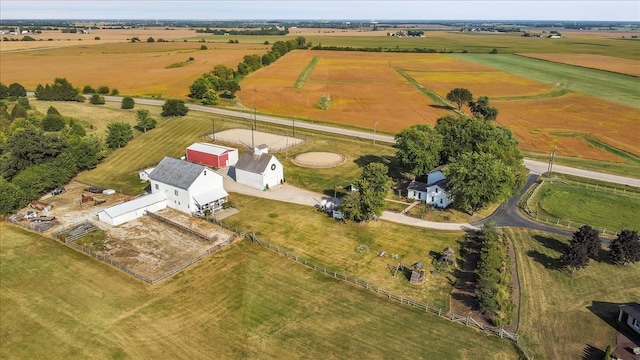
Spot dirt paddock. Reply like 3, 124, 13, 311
212, 128, 304, 151
292, 152, 346, 168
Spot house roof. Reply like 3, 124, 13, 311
235, 152, 274, 174
407, 181, 428, 192
187, 142, 236, 156
149, 157, 207, 190
99, 192, 166, 219
193, 187, 229, 208
431, 179, 451, 191
620, 303, 640, 320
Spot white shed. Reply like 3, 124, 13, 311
97, 192, 167, 226
234, 150, 284, 190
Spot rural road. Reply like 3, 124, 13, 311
99, 95, 640, 188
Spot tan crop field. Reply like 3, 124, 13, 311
237, 51, 452, 133
407, 69, 556, 98
494, 93, 640, 159
519, 53, 640, 77
0, 41, 268, 98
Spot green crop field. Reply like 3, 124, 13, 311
447, 54, 640, 109
507, 228, 640, 359
531, 183, 640, 232
1, 224, 518, 360
189, 32, 640, 59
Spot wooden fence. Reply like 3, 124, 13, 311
247, 233, 535, 360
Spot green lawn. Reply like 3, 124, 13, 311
1, 223, 518, 360
447, 54, 640, 109
532, 183, 640, 232
507, 228, 640, 360
222, 194, 464, 310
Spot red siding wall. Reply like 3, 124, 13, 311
186, 149, 227, 168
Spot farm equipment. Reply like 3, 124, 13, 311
29, 201, 53, 212
51, 187, 66, 195
81, 194, 94, 203
93, 198, 107, 206
84, 186, 105, 194
30, 216, 56, 223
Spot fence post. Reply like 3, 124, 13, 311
466, 314, 470, 325
438, 308, 442, 316
499, 326, 503, 338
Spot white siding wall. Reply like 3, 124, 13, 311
628, 316, 640, 334
263, 157, 284, 188
150, 180, 192, 214
97, 200, 167, 226
424, 185, 453, 208
408, 190, 424, 201
227, 150, 239, 166
236, 169, 265, 190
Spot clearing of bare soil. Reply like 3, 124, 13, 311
16, 180, 237, 281
213, 128, 304, 151
292, 152, 346, 168
96, 208, 235, 279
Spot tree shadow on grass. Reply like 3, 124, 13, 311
533, 234, 566, 253
429, 104, 455, 111
582, 344, 605, 360
526, 249, 562, 270
353, 155, 404, 179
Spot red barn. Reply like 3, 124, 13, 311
186, 143, 239, 168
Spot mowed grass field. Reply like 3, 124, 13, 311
507, 228, 640, 360
1, 224, 519, 360
532, 183, 640, 232
221, 194, 463, 309
0, 41, 268, 98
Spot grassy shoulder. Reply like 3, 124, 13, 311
529, 182, 640, 232
507, 228, 640, 360
1, 223, 518, 360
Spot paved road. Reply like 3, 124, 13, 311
105, 95, 639, 187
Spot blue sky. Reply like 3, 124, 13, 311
1, 1, 639, 21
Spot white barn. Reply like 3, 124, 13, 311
407, 166, 453, 209
234, 147, 284, 190
97, 192, 167, 226
149, 157, 228, 215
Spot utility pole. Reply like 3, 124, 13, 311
547, 145, 557, 177
211, 117, 216, 141
373, 121, 379, 145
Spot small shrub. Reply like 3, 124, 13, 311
200, 45, 207, 50
318, 93, 331, 110
97, 86, 109, 95
90, 94, 105, 105
17, 97, 30, 109
82, 85, 95, 94
121, 96, 135, 109
94, 36, 100, 40
110, 88, 119, 96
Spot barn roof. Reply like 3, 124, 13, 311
235, 152, 274, 174
187, 142, 236, 156
149, 157, 206, 190
99, 192, 166, 219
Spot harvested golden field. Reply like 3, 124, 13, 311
407, 69, 556, 98
0, 28, 198, 52
494, 93, 640, 159
238, 51, 452, 132
0, 41, 268, 98
519, 53, 640, 77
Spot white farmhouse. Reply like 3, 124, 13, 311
407, 165, 453, 209
149, 157, 228, 215
234, 146, 284, 190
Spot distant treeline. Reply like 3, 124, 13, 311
310, 45, 462, 54
195, 27, 288, 36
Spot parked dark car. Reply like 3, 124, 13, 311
52, 187, 66, 195
84, 186, 105, 194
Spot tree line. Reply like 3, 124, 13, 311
188, 37, 310, 105
561, 226, 640, 273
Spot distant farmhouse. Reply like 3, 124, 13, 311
98, 157, 227, 226
407, 165, 453, 209
234, 145, 284, 190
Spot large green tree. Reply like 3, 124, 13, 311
446, 88, 473, 111
135, 109, 157, 133
609, 230, 640, 266
339, 162, 391, 222
121, 96, 135, 109
189, 77, 213, 99
34, 78, 80, 101
469, 96, 499, 121
445, 152, 517, 213
8, 83, 27, 98
394, 124, 443, 178
105, 122, 133, 149
161, 99, 189, 117
561, 225, 601, 273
